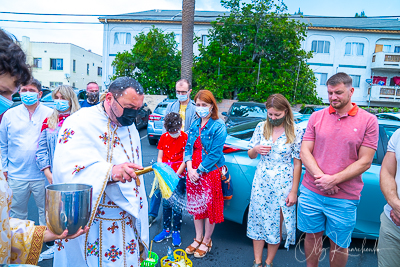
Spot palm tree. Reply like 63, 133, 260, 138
181, 0, 195, 83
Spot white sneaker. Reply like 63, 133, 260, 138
38, 245, 56, 262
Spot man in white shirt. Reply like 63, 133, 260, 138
379, 129, 400, 266
0, 78, 52, 226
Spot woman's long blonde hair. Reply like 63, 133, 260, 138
263, 94, 295, 144
47, 85, 80, 129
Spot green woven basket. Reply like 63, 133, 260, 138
141, 251, 159, 267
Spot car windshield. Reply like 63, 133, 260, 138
227, 119, 262, 141
230, 104, 267, 118
41, 93, 53, 102
154, 104, 168, 115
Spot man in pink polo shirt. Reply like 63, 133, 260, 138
298, 72, 379, 267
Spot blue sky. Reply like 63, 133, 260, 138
0, 0, 399, 55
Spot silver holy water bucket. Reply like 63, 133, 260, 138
46, 184, 92, 235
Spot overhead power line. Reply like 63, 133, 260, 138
0, 11, 399, 19
0, 19, 100, 24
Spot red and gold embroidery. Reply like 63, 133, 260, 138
107, 222, 119, 234
126, 239, 137, 255
26, 225, 45, 265
72, 165, 86, 175
104, 245, 122, 262
113, 136, 121, 147
59, 128, 75, 144
133, 187, 139, 197
99, 132, 108, 144
119, 210, 127, 218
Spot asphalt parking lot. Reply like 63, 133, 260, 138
32, 128, 379, 267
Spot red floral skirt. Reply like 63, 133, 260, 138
186, 136, 224, 224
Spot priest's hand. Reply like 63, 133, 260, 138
111, 163, 143, 183
43, 225, 89, 243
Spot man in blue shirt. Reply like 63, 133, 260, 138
80, 82, 99, 107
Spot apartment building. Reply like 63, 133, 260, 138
21, 36, 103, 90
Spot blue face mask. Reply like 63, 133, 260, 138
176, 93, 188, 102
196, 106, 210, 118
54, 99, 70, 112
20, 92, 39, 106
0, 95, 13, 115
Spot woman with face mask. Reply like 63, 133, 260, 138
36, 85, 80, 185
35, 85, 80, 259
184, 90, 227, 259
35, 85, 81, 260
247, 94, 304, 267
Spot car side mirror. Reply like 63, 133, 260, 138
221, 112, 228, 117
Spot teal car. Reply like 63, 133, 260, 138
222, 118, 400, 240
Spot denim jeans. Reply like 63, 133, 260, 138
163, 178, 185, 231
148, 189, 161, 218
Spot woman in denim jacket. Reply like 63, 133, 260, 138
36, 85, 81, 184
184, 90, 227, 258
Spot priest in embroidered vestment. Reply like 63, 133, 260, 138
52, 77, 149, 267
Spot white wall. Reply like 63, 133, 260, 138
70, 45, 103, 90
21, 37, 102, 90
306, 29, 400, 106
102, 22, 212, 89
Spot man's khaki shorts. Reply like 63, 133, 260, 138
378, 211, 400, 267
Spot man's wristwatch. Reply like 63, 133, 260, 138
196, 168, 202, 175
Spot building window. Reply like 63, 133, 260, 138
350, 75, 361, 87
33, 58, 42, 68
114, 32, 131, 45
50, 58, 63, 70
87, 64, 89, 75
383, 45, 391, 52
98, 67, 102, 76
395, 46, 400, 53
315, 73, 328, 85
201, 35, 209, 46
311, 40, 330, 54
175, 34, 181, 45
73, 60, 76, 72
50, 82, 63, 88
72, 82, 76, 88
345, 42, 364, 56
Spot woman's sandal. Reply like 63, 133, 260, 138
185, 238, 203, 255
251, 261, 262, 267
194, 239, 212, 258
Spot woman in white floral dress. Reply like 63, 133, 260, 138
247, 94, 304, 267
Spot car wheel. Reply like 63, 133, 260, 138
148, 138, 157, 146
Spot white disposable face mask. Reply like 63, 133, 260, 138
176, 94, 188, 102
196, 106, 210, 118
169, 132, 181, 138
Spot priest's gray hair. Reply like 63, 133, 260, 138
108, 77, 144, 98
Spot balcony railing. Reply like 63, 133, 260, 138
369, 85, 400, 102
371, 52, 400, 70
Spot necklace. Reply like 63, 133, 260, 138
115, 128, 141, 187
101, 102, 141, 187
